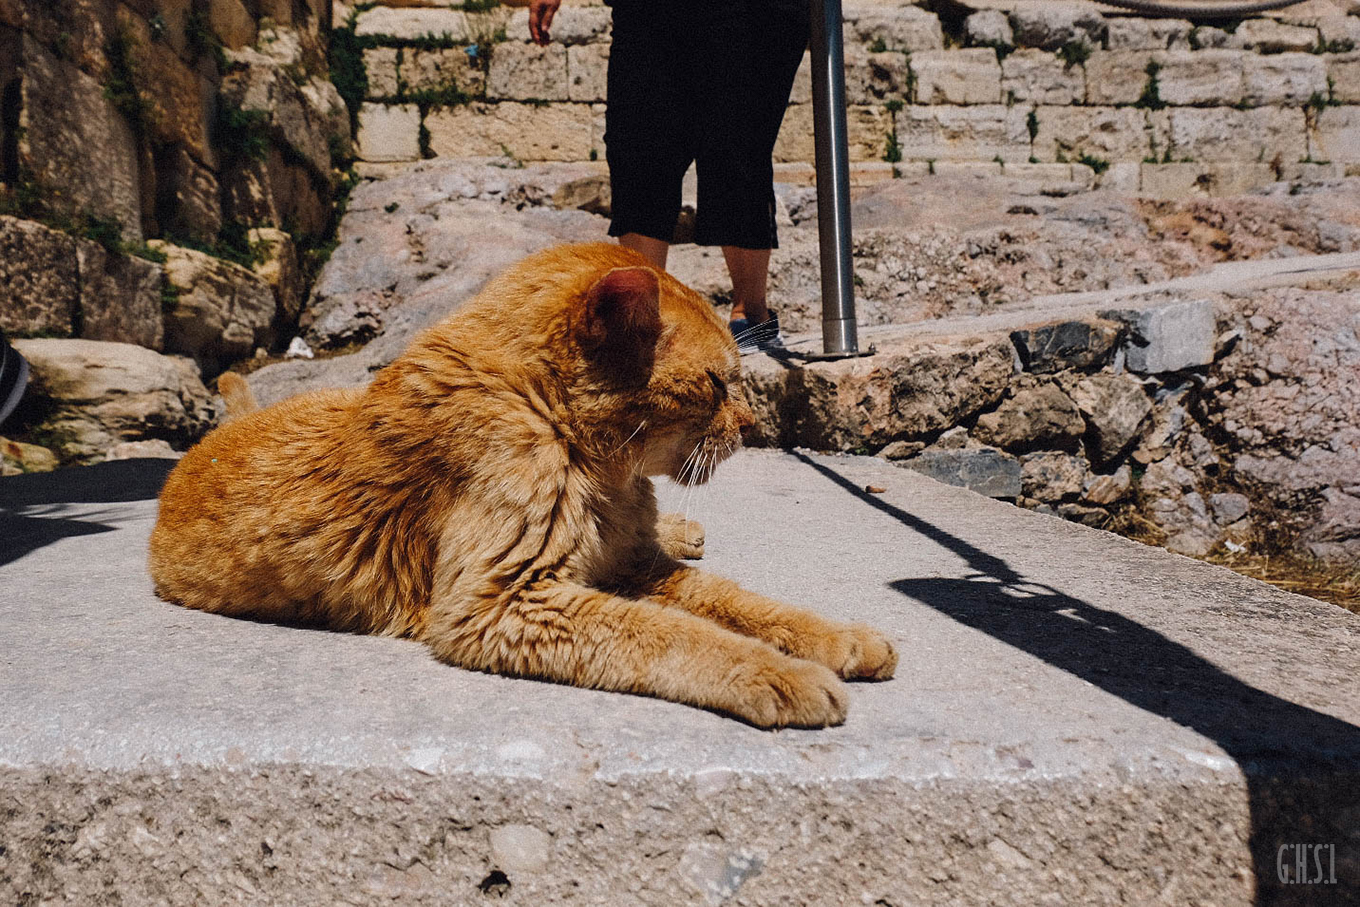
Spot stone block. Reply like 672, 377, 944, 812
356, 103, 421, 163
210, 0, 256, 49
505, 6, 611, 45
1063, 372, 1152, 463
355, 8, 473, 41
1157, 49, 1246, 106
488, 41, 568, 102
220, 52, 332, 177
567, 43, 608, 103
1009, 318, 1122, 374
1329, 53, 1360, 103
844, 47, 912, 104
1106, 17, 1191, 51
363, 47, 400, 99
1100, 161, 1141, 193
118, 21, 214, 166
10, 338, 215, 463
911, 49, 1002, 105
0, 217, 78, 338
1106, 298, 1217, 374
154, 145, 223, 243
972, 381, 1086, 452
1008, 4, 1107, 51
901, 447, 1022, 498
1317, 16, 1360, 50
153, 242, 277, 374
895, 105, 1032, 162
965, 10, 1012, 49
75, 240, 164, 350
404, 48, 487, 98
1001, 49, 1084, 105
1021, 451, 1091, 501
248, 228, 304, 324
844, 5, 944, 52
425, 102, 593, 161
18, 36, 143, 243
775, 104, 890, 163
1165, 106, 1306, 163
1311, 105, 1360, 163
1241, 52, 1327, 105
1234, 18, 1319, 53
1030, 106, 1152, 163
1083, 51, 1154, 106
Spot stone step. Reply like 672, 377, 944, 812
2, 451, 1358, 903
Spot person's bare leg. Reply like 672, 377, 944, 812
619, 233, 670, 270
723, 246, 771, 325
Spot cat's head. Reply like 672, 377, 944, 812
567, 247, 756, 485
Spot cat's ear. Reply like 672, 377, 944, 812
580, 266, 662, 371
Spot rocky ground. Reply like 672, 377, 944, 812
6, 158, 1358, 594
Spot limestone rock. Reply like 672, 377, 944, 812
489, 824, 551, 874
1234, 18, 1319, 53
965, 10, 1013, 48
249, 228, 305, 324
972, 381, 1086, 452
18, 35, 142, 242
567, 44, 609, 103
302, 77, 354, 159
425, 103, 592, 161
1106, 299, 1216, 374
0, 217, 78, 338
153, 243, 277, 374
1, 437, 58, 476
221, 51, 333, 177
155, 146, 224, 243
1030, 106, 1153, 163
552, 175, 611, 215
1021, 451, 1090, 501
1001, 50, 1085, 106
1241, 53, 1327, 106
1210, 492, 1250, 524
1065, 372, 1152, 463
358, 103, 422, 163
10, 340, 216, 464
845, 5, 944, 52
1165, 107, 1307, 165
75, 241, 165, 350
506, 6, 610, 45
1009, 318, 1121, 373
1008, 4, 1106, 51
355, 8, 475, 42
901, 447, 1022, 499
895, 105, 1032, 162
1084, 464, 1132, 505
912, 49, 1002, 105
488, 42, 568, 102
1106, 18, 1191, 51
1311, 106, 1360, 164
1156, 50, 1245, 106
105, 439, 183, 461
743, 334, 1014, 450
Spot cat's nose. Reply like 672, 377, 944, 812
734, 401, 756, 432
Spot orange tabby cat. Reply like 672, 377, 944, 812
150, 243, 895, 727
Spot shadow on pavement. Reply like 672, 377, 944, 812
794, 452, 1360, 904
0, 459, 174, 568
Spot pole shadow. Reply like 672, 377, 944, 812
793, 452, 1360, 904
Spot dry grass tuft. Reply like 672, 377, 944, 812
1206, 551, 1360, 614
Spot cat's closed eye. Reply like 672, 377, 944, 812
706, 369, 727, 402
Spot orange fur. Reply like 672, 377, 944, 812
149, 243, 895, 727
215, 372, 259, 421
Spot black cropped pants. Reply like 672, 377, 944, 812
604, 0, 810, 250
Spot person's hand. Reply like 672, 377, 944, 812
528, 0, 561, 46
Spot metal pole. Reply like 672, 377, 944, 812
808, 0, 859, 357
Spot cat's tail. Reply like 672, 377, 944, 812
217, 372, 260, 420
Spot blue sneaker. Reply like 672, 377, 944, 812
0, 333, 29, 428
729, 311, 785, 353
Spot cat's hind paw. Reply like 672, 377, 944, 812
804, 625, 898, 682
656, 512, 704, 560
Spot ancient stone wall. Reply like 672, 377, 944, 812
348, 0, 1360, 198
1, 0, 350, 468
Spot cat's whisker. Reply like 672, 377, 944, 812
609, 419, 647, 458
732, 317, 777, 344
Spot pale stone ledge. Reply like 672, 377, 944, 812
912, 48, 1003, 106
425, 102, 593, 161
357, 102, 421, 163
1001, 49, 1085, 106
895, 104, 1032, 163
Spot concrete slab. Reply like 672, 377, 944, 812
2, 451, 1359, 904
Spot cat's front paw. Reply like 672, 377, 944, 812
808, 625, 898, 682
656, 512, 704, 560
731, 655, 848, 729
